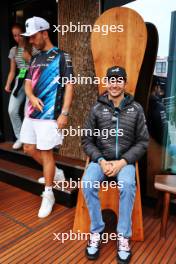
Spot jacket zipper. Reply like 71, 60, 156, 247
115, 115, 119, 159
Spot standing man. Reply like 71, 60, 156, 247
82, 66, 149, 263
20, 17, 74, 218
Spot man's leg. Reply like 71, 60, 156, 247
116, 164, 136, 237
82, 162, 106, 233
23, 144, 42, 164
116, 164, 136, 263
40, 150, 55, 186
24, 144, 56, 218
37, 149, 56, 218
82, 162, 106, 260
23, 144, 64, 184
34, 119, 65, 218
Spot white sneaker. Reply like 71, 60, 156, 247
38, 191, 55, 218
38, 168, 65, 184
12, 140, 23, 150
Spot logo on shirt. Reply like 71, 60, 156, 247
47, 55, 56, 62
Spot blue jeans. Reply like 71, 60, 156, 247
8, 80, 26, 139
82, 162, 136, 238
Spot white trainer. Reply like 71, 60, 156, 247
12, 140, 23, 150
38, 191, 55, 218
38, 168, 65, 184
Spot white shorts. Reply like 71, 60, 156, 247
20, 117, 64, 150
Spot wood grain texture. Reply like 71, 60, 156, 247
58, 0, 100, 160
91, 7, 147, 95
1, 182, 176, 263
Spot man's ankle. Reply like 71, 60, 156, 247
45, 186, 53, 192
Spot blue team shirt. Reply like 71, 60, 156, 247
26, 47, 73, 120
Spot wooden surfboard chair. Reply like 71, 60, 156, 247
73, 7, 147, 241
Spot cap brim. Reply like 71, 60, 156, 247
107, 74, 123, 78
21, 27, 50, 37
107, 75, 126, 81
21, 30, 40, 37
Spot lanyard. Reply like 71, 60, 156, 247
18, 68, 27, 79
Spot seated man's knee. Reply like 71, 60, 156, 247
118, 165, 136, 189
82, 162, 102, 182
82, 163, 101, 192
119, 178, 136, 195
121, 179, 135, 188
82, 173, 94, 193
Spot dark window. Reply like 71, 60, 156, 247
156, 62, 167, 73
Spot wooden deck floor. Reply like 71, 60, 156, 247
0, 181, 176, 264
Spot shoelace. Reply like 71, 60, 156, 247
89, 233, 101, 248
118, 237, 130, 251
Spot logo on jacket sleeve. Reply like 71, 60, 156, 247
126, 107, 136, 114
102, 108, 111, 116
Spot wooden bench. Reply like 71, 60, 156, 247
154, 174, 176, 238
73, 158, 144, 241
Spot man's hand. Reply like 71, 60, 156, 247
99, 159, 114, 176
105, 159, 127, 177
57, 114, 68, 129
29, 95, 44, 112
5, 85, 11, 93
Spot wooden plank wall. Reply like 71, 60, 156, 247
58, 0, 100, 160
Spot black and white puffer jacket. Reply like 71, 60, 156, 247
81, 92, 149, 164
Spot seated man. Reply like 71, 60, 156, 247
81, 66, 149, 264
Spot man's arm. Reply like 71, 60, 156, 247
57, 82, 74, 129
82, 105, 123, 175
57, 51, 74, 129
81, 106, 104, 162
25, 80, 44, 112
121, 106, 149, 164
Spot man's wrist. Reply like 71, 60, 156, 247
28, 94, 35, 100
61, 110, 69, 116
120, 158, 127, 167
97, 157, 105, 165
